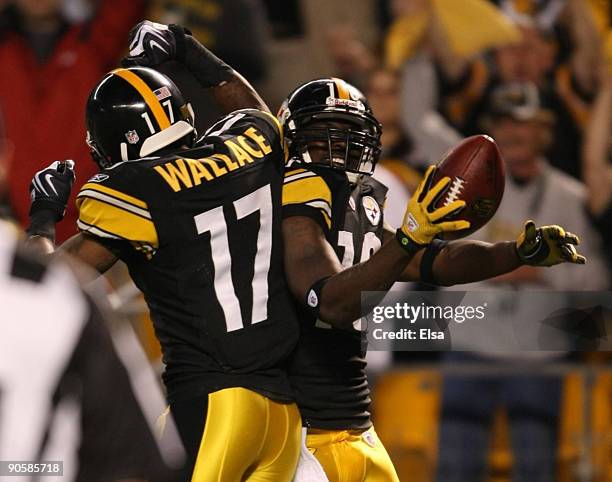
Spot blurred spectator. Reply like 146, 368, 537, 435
261, 0, 304, 39
147, 0, 271, 130
494, 0, 606, 85
367, 67, 423, 195
390, 0, 601, 179
0, 108, 13, 220
0, 0, 144, 242
477, 82, 609, 289
583, 70, 612, 273
149, 0, 269, 83
392, 0, 520, 163
495, 0, 567, 32
436, 82, 609, 482
326, 24, 376, 90
440, 4, 600, 179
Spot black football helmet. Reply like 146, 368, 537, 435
278, 78, 382, 175
86, 66, 196, 169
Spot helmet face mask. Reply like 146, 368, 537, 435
279, 79, 382, 176
85, 67, 197, 169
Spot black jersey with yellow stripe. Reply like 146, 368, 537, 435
77, 109, 299, 404
282, 162, 388, 430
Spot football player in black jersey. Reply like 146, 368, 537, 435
26, 22, 302, 482
278, 78, 586, 481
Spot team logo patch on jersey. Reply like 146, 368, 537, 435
88, 173, 109, 183
362, 196, 380, 226
125, 130, 140, 144
362, 430, 377, 448
307, 289, 319, 308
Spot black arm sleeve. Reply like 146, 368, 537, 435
171, 25, 235, 88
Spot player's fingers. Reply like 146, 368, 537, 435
430, 199, 466, 222
560, 244, 586, 264
545, 225, 565, 240
562, 245, 586, 264
422, 176, 451, 208
436, 220, 471, 233
414, 165, 435, 201
57, 160, 75, 177
563, 231, 580, 245
523, 220, 537, 241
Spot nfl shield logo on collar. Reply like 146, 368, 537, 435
125, 130, 140, 144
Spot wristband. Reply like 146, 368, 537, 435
396, 228, 426, 255
168, 24, 188, 63
305, 276, 331, 318
420, 238, 447, 285
26, 209, 57, 242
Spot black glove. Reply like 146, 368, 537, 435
29, 160, 76, 222
123, 20, 188, 67
122, 20, 233, 88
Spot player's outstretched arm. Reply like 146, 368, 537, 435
25, 160, 118, 273
283, 167, 469, 330
123, 20, 269, 114
393, 220, 586, 286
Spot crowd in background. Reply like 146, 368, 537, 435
0, 0, 610, 481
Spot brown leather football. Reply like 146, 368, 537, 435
430, 135, 505, 240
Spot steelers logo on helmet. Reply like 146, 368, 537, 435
85, 66, 197, 169
278, 77, 382, 176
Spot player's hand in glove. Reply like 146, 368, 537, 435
122, 20, 188, 67
396, 165, 470, 253
516, 220, 586, 266
29, 160, 76, 223
122, 20, 233, 88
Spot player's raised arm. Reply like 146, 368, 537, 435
25, 160, 118, 273
283, 166, 470, 330
123, 21, 269, 114
24, 160, 76, 254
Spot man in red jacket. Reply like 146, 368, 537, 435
0, 0, 144, 241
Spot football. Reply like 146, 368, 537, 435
431, 135, 505, 240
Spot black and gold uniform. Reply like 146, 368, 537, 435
77, 108, 301, 479
283, 163, 399, 481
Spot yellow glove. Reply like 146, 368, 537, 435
397, 166, 470, 252
516, 220, 586, 267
